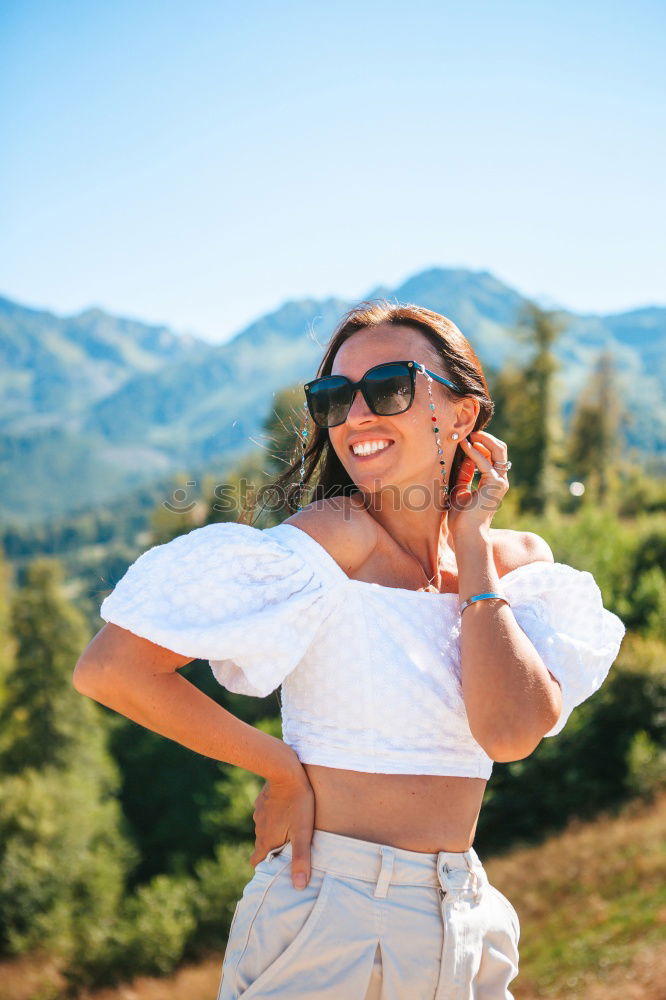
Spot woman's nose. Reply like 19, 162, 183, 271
346, 389, 375, 422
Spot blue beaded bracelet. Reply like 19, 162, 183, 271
459, 591, 510, 615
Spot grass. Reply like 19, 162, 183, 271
483, 789, 666, 998
1, 791, 664, 1000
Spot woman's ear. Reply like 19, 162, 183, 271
451, 397, 479, 438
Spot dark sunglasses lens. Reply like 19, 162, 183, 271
308, 376, 351, 427
365, 364, 413, 415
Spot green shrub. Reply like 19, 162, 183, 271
121, 873, 199, 975
634, 567, 666, 640
0, 766, 134, 959
65, 840, 255, 990
188, 839, 255, 955
66, 872, 198, 989
625, 729, 666, 801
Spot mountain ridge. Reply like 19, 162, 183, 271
1, 267, 664, 525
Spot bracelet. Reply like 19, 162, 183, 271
459, 592, 510, 615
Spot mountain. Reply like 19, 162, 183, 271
0, 269, 664, 525
0, 296, 209, 427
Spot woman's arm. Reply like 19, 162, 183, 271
73, 623, 307, 785
457, 529, 563, 761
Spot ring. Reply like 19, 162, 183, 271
493, 460, 512, 472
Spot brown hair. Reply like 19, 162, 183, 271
245, 299, 494, 523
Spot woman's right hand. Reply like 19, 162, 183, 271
249, 769, 316, 889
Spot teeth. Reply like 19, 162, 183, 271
351, 440, 392, 456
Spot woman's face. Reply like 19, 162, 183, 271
327, 325, 473, 499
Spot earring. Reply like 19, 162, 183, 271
419, 365, 449, 509
451, 432, 459, 440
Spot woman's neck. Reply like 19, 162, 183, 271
363, 488, 454, 586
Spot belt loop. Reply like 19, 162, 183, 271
463, 849, 483, 901
374, 845, 395, 898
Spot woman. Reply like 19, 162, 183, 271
74, 301, 626, 999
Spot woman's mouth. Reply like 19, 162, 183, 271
349, 439, 395, 460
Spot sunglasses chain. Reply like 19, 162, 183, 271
418, 363, 452, 510
296, 400, 309, 511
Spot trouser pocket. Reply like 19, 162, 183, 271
434, 876, 520, 1000
218, 860, 333, 1000
486, 883, 521, 946
473, 883, 521, 998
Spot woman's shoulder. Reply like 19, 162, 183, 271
282, 495, 377, 578
492, 528, 555, 578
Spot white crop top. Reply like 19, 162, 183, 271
99, 520, 626, 779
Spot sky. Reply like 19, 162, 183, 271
1, 0, 664, 344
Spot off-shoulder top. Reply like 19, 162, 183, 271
99, 520, 626, 779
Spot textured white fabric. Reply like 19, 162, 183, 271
99, 520, 626, 778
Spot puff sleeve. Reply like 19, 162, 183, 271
501, 561, 626, 737
99, 521, 340, 698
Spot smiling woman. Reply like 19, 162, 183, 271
74, 299, 626, 1000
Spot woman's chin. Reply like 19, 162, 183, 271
348, 474, 397, 497
347, 469, 444, 508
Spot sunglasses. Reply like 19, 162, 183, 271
304, 360, 462, 429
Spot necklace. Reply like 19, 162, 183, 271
420, 563, 439, 590
411, 544, 458, 593
408, 547, 444, 592
388, 529, 456, 594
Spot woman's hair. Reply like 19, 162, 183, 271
246, 299, 495, 523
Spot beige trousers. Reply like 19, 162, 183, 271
217, 828, 520, 1000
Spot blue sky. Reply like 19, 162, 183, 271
2, 0, 664, 344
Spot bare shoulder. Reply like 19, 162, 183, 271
282, 495, 378, 577
491, 528, 555, 576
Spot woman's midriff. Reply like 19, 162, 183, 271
301, 763, 488, 853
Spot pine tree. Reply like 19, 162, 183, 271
566, 348, 628, 508
492, 302, 566, 515
0, 557, 136, 958
1, 559, 101, 771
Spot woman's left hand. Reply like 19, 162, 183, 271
447, 430, 510, 542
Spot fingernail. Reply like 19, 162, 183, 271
294, 873, 307, 889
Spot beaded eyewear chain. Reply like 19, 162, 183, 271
417, 362, 459, 510
296, 400, 309, 511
